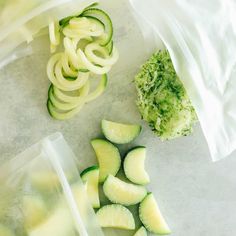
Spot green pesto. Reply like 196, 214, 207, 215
135, 50, 197, 140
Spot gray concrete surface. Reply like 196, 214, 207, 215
0, 0, 236, 235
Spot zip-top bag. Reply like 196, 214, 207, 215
130, 0, 236, 161
0, 0, 96, 68
0, 132, 104, 236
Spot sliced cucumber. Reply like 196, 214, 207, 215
84, 2, 99, 10
0, 224, 15, 236
48, 85, 82, 111
59, 16, 73, 28
101, 120, 142, 144
103, 175, 147, 206
22, 195, 48, 230
81, 8, 113, 46
96, 204, 135, 230
58, 2, 99, 28
47, 80, 90, 120
139, 193, 171, 235
63, 16, 105, 38
85, 74, 108, 102
47, 99, 85, 120
106, 40, 113, 55
91, 139, 121, 183
86, 16, 105, 30
28, 203, 74, 236
30, 171, 60, 192
81, 166, 100, 208
133, 226, 147, 236
124, 147, 150, 185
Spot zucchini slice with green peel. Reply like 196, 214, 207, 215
96, 204, 135, 230
0, 225, 15, 236
28, 203, 74, 236
91, 139, 121, 183
30, 171, 60, 192
106, 40, 113, 55
81, 8, 113, 46
22, 196, 48, 230
124, 147, 150, 185
59, 2, 99, 28
84, 2, 99, 10
103, 175, 147, 206
47, 99, 85, 120
133, 226, 147, 236
85, 74, 108, 102
101, 120, 142, 144
81, 166, 100, 208
139, 193, 171, 235
48, 85, 82, 111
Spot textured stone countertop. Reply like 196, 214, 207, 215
0, 0, 236, 235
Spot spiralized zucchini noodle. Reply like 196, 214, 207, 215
46, 6, 119, 120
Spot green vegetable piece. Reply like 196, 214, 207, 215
81, 166, 100, 208
139, 193, 171, 235
30, 171, 60, 192
124, 147, 150, 185
22, 195, 48, 230
96, 204, 135, 230
0, 224, 15, 236
91, 139, 121, 183
101, 119, 142, 144
28, 202, 74, 236
81, 8, 113, 46
103, 175, 147, 206
59, 2, 99, 28
135, 50, 197, 140
133, 226, 147, 236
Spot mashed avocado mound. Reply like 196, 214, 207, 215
135, 50, 197, 140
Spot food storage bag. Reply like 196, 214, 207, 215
129, 0, 236, 161
0, 0, 96, 68
0, 132, 104, 236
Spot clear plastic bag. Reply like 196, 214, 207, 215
0, 0, 96, 69
129, 0, 236, 161
0, 132, 104, 236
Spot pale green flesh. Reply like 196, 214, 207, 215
28, 202, 74, 236
30, 171, 60, 192
102, 120, 141, 144
91, 139, 121, 182
96, 204, 135, 230
139, 193, 171, 235
133, 226, 147, 236
0, 225, 15, 236
124, 147, 150, 185
81, 166, 100, 208
22, 196, 48, 230
103, 175, 147, 206
47, 75, 107, 120
81, 8, 113, 46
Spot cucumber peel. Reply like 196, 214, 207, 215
81, 166, 100, 208
81, 8, 113, 46
22, 195, 48, 230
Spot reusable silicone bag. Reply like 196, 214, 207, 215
0, 132, 104, 236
